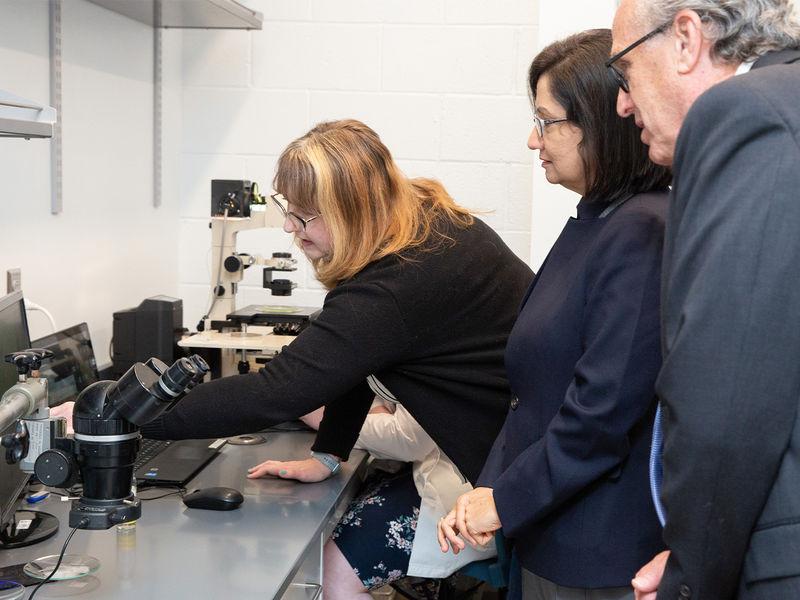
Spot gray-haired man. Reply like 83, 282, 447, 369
609, 1, 800, 599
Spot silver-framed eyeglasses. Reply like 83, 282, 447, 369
533, 113, 569, 138
606, 21, 671, 93
270, 193, 322, 231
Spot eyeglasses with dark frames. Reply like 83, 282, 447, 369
533, 113, 569, 139
270, 193, 322, 231
606, 21, 671, 93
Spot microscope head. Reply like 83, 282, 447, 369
34, 354, 209, 529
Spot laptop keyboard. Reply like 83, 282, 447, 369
134, 439, 172, 471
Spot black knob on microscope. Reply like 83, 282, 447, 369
35, 449, 78, 488
4, 348, 54, 375
224, 255, 243, 273
1, 421, 29, 465
272, 252, 291, 259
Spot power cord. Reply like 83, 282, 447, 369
44, 489, 75, 499
198, 208, 229, 331
28, 517, 89, 599
138, 486, 186, 501
24, 299, 58, 334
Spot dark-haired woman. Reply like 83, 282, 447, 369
439, 29, 671, 599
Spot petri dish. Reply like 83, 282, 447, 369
257, 305, 299, 314
23, 555, 100, 581
227, 434, 266, 445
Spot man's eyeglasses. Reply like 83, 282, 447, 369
606, 22, 671, 93
270, 193, 322, 231
533, 114, 569, 138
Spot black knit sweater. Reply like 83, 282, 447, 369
142, 218, 533, 483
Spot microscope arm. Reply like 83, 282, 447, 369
0, 365, 49, 431
208, 205, 287, 323
0, 374, 53, 470
0, 389, 34, 433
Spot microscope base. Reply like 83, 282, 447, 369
69, 496, 141, 530
0, 510, 59, 549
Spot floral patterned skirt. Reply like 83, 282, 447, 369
331, 466, 422, 590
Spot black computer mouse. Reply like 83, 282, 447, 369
182, 487, 244, 511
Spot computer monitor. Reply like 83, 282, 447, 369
0, 290, 34, 546
32, 322, 100, 406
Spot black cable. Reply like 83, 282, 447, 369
200, 207, 229, 329
44, 490, 70, 498
28, 517, 88, 599
64, 484, 83, 495
138, 487, 186, 501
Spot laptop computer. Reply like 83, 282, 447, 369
134, 438, 227, 487
32, 322, 100, 406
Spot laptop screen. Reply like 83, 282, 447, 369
32, 322, 100, 406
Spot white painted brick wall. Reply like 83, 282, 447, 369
252, 24, 382, 91
381, 27, 516, 93
309, 1, 444, 24
0, 0, 180, 365
0, 0, 620, 355
176, 1, 539, 329
0, 0, 625, 363
182, 30, 250, 88
309, 92, 442, 160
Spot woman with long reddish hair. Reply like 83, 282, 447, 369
142, 119, 533, 597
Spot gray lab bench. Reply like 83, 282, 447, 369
0, 431, 367, 599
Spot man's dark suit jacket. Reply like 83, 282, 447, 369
658, 49, 800, 600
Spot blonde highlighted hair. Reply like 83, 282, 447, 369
273, 120, 474, 289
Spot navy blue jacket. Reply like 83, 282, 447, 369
478, 192, 668, 588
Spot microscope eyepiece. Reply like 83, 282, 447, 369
188, 355, 210, 383
158, 357, 196, 397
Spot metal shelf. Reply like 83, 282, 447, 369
87, 0, 263, 30
0, 90, 56, 139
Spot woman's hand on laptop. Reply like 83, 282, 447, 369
247, 457, 332, 482
50, 401, 75, 435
